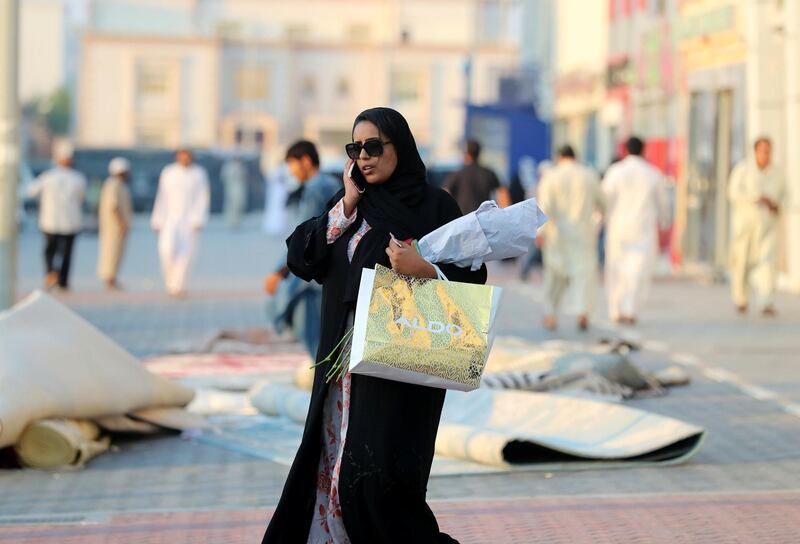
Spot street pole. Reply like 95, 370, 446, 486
0, 0, 20, 309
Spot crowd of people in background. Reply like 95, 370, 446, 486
24, 132, 786, 334
535, 135, 785, 330
26, 147, 210, 298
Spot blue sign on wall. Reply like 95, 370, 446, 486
465, 104, 551, 185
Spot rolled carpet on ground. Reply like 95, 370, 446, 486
0, 291, 195, 449
439, 388, 704, 466
14, 419, 110, 469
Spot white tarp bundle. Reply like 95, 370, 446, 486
0, 291, 195, 448
417, 198, 548, 271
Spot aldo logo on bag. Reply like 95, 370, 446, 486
394, 316, 463, 337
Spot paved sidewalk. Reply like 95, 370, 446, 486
6, 220, 800, 542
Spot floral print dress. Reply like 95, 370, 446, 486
308, 199, 371, 544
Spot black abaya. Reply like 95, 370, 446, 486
262, 186, 487, 544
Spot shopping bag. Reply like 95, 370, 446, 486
349, 265, 502, 391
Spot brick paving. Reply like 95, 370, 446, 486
4, 492, 800, 544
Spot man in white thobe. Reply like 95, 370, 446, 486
728, 137, 785, 316
603, 137, 669, 325
26, 142, 87, 290
221, 157, 248, 229
151, 149, 210, 298
537, 145, 604, 331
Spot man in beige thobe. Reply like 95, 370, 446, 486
97, 157, 133, 290
537, 145, 604, 331
728, 137, 785, 316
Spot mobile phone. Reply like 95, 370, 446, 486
348, 162, 367, 192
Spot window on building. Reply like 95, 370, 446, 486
135, 124, 167, 147
236, 66, 270, 101
479, 0, 504, 44
136, 63, 171, 98
347, 23, 370, 43
610, 0, 627, 20
302, 76, 317, 99
285, 24, 311, 43
649, 0, 668, 15
584, 113, 598, 169
336, 77, 350, 99
390, 69, 422, 103
320, 128, 352, 150
216, 20, 242, 38
234, 125, 268, 148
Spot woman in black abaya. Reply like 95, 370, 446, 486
262, 108, 487, 544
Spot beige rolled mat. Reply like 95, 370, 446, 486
14, 419, 110, 469
93, 415, 162, 434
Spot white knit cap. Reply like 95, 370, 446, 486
53, 141, 74, 162
108, 157, 131, 176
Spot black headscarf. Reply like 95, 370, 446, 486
352, 107, 429, 240
328, 108, 433, 303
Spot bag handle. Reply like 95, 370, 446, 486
430, 263, 449, 282
406, 237, 448, 281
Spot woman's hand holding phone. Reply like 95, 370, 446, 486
343, 159, 364, 217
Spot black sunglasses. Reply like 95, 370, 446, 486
345, 139, 392, 160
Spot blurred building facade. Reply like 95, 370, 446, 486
551, 0, 610, 171
19, 0, 71, 104
76, 0, 523, 165
675, 0, 747, 277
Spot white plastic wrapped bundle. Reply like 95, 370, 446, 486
417, 198, 548, 271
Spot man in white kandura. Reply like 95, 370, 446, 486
26, 142, 87, 291
151, 148, 210, 298
221, 156, 248, 229
602, 137, 669, 326
728, 137, 785, 316
537, 145, 604, 331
